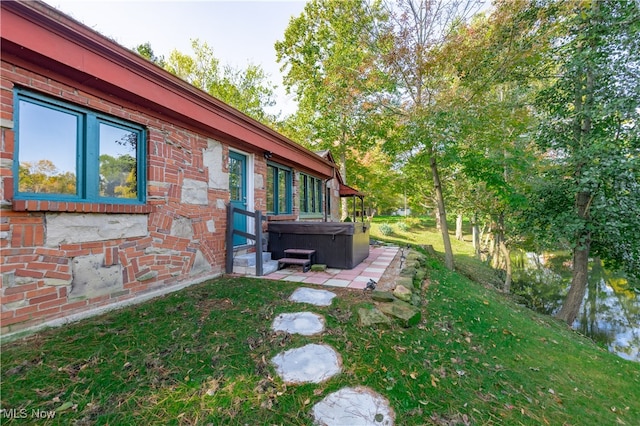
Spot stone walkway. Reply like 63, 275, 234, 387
264, 246, 400, 289
270, 286, 395, 425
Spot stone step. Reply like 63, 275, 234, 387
233, 259, 279, 276
233, 252, 272, 267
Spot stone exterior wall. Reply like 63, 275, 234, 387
0, 57, 342, 337
327, 178, 342, 222
0, 60, 236, 335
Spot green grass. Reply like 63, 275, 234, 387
1, 219, 639, 425
370, 215, 503, 288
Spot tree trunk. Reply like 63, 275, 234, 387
340, 151, 348, 220
557, 7, 596, 325
487, 235, 495, 266
490, 227, 501, 269
455, 214, 463, 241
499, 240, 512, 293
472, 212, 480, 259
556, 191, 592, 324
483, 224, 492, 249
429, 154, 454, 270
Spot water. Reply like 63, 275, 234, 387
512, 252, 640, 362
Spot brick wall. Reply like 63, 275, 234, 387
1, 60, 232, 335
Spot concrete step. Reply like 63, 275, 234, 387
233, 259, 279, 276
233, 252, 272, 267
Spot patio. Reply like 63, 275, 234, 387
262, 245, 400, 289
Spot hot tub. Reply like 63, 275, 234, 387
267, 221, 370, 269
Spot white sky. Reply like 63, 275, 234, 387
42, 0, 308, 116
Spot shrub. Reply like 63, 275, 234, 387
404, 217, 422, 228
379, 223, 393, 236
397, 221, 409, 232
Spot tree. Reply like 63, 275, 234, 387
375, 0, 485, 271
275, 0, 394, 219
209, 64, 277, 124
99, 154, 137, 198
135, 42, 165, 67
350, 142, 402, 215
18, 160, 76, 195
528, 0, 640, 324
163, 39, 278, 125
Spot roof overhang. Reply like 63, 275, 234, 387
339, 183, 365, 198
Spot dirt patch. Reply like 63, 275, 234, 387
196, 297, 234, 310
196, 298, 235, 324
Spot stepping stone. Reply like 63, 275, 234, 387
271, 343, 341, 384
271, 312, 325, 336
289, 287, 336, 306
312, 386, 395, 426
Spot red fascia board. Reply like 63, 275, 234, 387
0, 1, 334, 178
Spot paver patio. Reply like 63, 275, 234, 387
263, 245, 399, 289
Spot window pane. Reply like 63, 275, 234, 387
310, 178, 316, 212
228, 156, 242, 202
18, 100, 78, 194
278, 170, 287, 214
301, 175, 308, 213
99, 123, 138, 199
267, 166, 275, 214
316, 179, 323, 213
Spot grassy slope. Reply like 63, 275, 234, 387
1, 218, 639, 425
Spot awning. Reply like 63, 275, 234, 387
339, 183, 365, 197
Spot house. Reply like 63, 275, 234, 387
0, 0, 355, 337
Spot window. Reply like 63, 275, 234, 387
266, 163, 291, 215
14, 90, 146, 204
300, 174, 323, 215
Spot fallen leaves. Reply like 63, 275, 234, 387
431, 374, 440, 387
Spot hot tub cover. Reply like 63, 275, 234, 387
268, 221, 364, 236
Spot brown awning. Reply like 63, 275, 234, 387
339, 183, 365, 197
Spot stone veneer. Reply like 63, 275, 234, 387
0, 59, 270, 336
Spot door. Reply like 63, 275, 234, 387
229, 151, 247, 246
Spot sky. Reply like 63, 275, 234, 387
43, 0, 308, 116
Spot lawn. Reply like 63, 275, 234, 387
1, 219, 639, 425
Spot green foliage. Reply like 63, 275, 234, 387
18, 160, 76, 195
275, 0, 396, 204
527, 0, 640, 279
99, 154, 136, 198
403, 217, 424, 228
397, 221, 409, 232
162, 39, 278, 125
134, 42, 165, 67
378, 222, 393, 236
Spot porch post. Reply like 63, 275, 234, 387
225, 203, 234, 273
255, 210, 263, 277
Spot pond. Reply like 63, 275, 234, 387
512, 252, 640, 362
